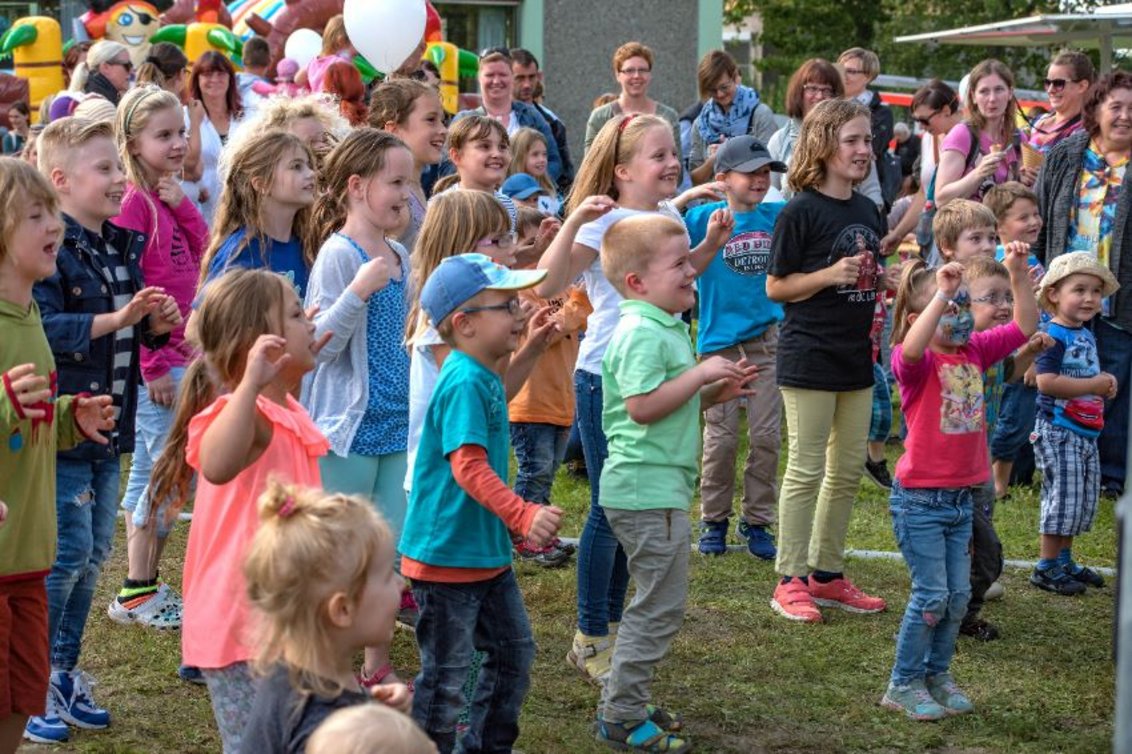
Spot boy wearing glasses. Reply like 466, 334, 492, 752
401, 253, 562, 754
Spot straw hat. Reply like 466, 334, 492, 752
1038, 251, 1120, 312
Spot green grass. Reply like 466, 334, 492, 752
22, 434, 1116, 754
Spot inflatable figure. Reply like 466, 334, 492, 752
162, 0, 233, 26
0, 17, 63, 122
82, 1, 166, 67
426, 41, 477, 114
150, 22, 243, 63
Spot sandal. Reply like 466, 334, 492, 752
596, 717, 691, 753
645, 705, 683, 732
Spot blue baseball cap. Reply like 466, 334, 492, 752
500, 173, 547, 200
421, 253, 548, 326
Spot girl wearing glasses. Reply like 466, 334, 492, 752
767, 58, 845, 198
71, 40, 132, 106
1030, 50, 1096, 154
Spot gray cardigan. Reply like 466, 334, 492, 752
1034, 130, 1132, 330
301, 234, 411, 457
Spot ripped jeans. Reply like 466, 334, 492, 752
46, 457, 120, 671
888, 480, 972, 686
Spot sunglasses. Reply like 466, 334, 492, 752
479, 46, 512, 61
1043, 78, 1083, 91
110, 59, 133, 71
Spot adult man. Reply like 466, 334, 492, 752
511, 47, 574, 191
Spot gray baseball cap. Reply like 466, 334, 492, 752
714, 135, 787, 175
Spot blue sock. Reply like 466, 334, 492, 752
1058, 548, 1082, 574
1037, 557, 1059, 572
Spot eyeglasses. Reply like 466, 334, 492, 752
971, 293, 1014, 307
478, 232, 517, 250
619, 67, 651, 76
460, 298, 523, 317
842, 67, 866, 77
1043, 77, 1083, 91
803, 84, 834, 97
109, 59, 132, 72
479, 46, 512, 61
913, 109, 940, 126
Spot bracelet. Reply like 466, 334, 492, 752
934, 290, 951, 303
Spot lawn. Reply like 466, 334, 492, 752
18, 436, 1117, 754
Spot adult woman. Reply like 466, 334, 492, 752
183, 51, 244, 226
3, 101, 30, 154
135, 42, 190, 101
71, 40, 132, 106
63, 40, 92, 88
688, 49, 778, 185
1034, 70, 1132, 497
1030, 50, 1096, 154
583, 41, 680, 158
767, 58, 843, 197
296, 14, 355, 93
934, 59, 1029, 206
838, 47, 891, 209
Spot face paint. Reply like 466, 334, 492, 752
936, 287, 975, 346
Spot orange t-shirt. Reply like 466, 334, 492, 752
508, 285, 591, 426
181, 393, 328, 669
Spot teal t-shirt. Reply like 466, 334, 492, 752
400, 350, 514, 568
600, 299, 700, 511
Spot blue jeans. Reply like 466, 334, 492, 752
121, 366, 186, 536
868, 362, 892, 443
411, 570, 535, 754
47, 456, 121, 671
510, 422, 569, 504
889, 480, 972, 686
1096, 318, 1132, 490
574, 370, 629, 636
989, 381, 1037, 484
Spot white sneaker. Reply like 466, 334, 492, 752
984, 581, 1005, 601
107, 583, 182, 630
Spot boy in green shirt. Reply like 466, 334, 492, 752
596, 214, 756, 753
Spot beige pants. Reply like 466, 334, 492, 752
776, 386, 872, 577
699, 328, 781, 526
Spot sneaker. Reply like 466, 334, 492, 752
863, 458, 893, 490
926, 673, 974, 715
880, 678, 948, 721
959, 617, 1000, 641
809, 576, 887, 614
23, 684, 70, 743
1067, 564, 1105, 588
697, 519, 729, 556
107, 583, 182, 630
770, 577, 822, 623
566, 631, 614, 685
514, 539, 571, 568
397, 589, 420, 630
551, 536, 577, 556
1030, 565, 1087, 595
984, 580, 1005, 601
53, 669, 110, 729
737, 521, 776, 560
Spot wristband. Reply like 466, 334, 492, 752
934, 290, 951, 303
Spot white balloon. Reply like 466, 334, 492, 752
343, 0, 426, 75
285, 28, 323, 70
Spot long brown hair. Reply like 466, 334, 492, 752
964, 59, 1018, 144
190, 51, 244, 120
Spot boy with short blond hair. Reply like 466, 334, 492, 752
933, 199, 998, 263
594, 214, 756, 751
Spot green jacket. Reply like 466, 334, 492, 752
0, 297, 80, 580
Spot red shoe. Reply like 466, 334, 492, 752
770, 577, 822, 623
808, 576, 886, 614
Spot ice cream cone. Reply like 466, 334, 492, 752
1022, 142, 1044, 170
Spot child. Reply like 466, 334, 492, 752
882, 248, 1036, 720
148, 268, 331, 753
304, 128, 416, 675
686, 135, 786, 559
111, 86, 210, 631
537, 113, 730, 681
595, 215, 755, 752
765, 99, 887, 623
27, 118, 182, 743
308, 704, 437, 754
933, 198, 997, 265
401, 254, 561, 753
508, 206, 588, 566
441, 115, 518, 231
508, 128, 560, 215
198, 131, 317, 297
239, 482, 412, 754
1030, 251, 1120, 595
0, 158, 114, 753
501, 173, 550, 211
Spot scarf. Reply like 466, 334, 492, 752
697, 84, 759, 145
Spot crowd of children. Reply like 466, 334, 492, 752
0, 41, 1121, 754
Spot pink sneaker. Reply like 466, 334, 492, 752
397, 589, 420, 629
808, 576, 886, 614
770, 577, 822, 623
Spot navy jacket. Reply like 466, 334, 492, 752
34, 215, 167, 460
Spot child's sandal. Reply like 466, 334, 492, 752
597, 717, 692, 753
645, 704, 683, 732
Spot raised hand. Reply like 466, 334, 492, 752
351, 255, 392, 300
241, 334, 291, 392
156, 175, 185, 209
3, 364, 51, 420
116, 286, 166, 330
75, 394, 115, 444
568, 194, 617, 226
935, 262, 965, 299
149, 293, 183, 335
1001, 240, 1031, 276
704, 207, 735, 249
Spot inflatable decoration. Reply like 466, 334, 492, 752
0, 17, 63, 123
82, 1, 166, 67
161, 0, 233, 26
424, 0, 441, 43
426, 42, 478, 115
342, 0, 425, 76
150, 22, 243, 64
233, 0, 341, 70
282, 27, 320, 69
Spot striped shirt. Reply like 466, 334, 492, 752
87, 229, 136, 425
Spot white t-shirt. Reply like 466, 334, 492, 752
573, 204, 688, 375
404, 323, 445, 492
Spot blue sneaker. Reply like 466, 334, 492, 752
54, 669, 110, 729
697, 519, 729, 555
738, 521, 777, 560
23, 684, 70, 743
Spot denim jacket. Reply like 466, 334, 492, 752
33, 215, 167, 459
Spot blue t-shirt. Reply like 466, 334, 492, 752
686, 200, 785, 354
1035, 322, 1104, 438
994, 243, 1044, 279
400, 350, 514, 569
203, 228, 309, 297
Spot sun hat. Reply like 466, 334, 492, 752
501, 172, 547, 200
421, 252, 547, 326
1037, 251, 1120, 312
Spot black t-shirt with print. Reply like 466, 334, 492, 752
768, 188, 883, 391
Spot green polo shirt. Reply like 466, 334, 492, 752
599, 299, 699, 511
